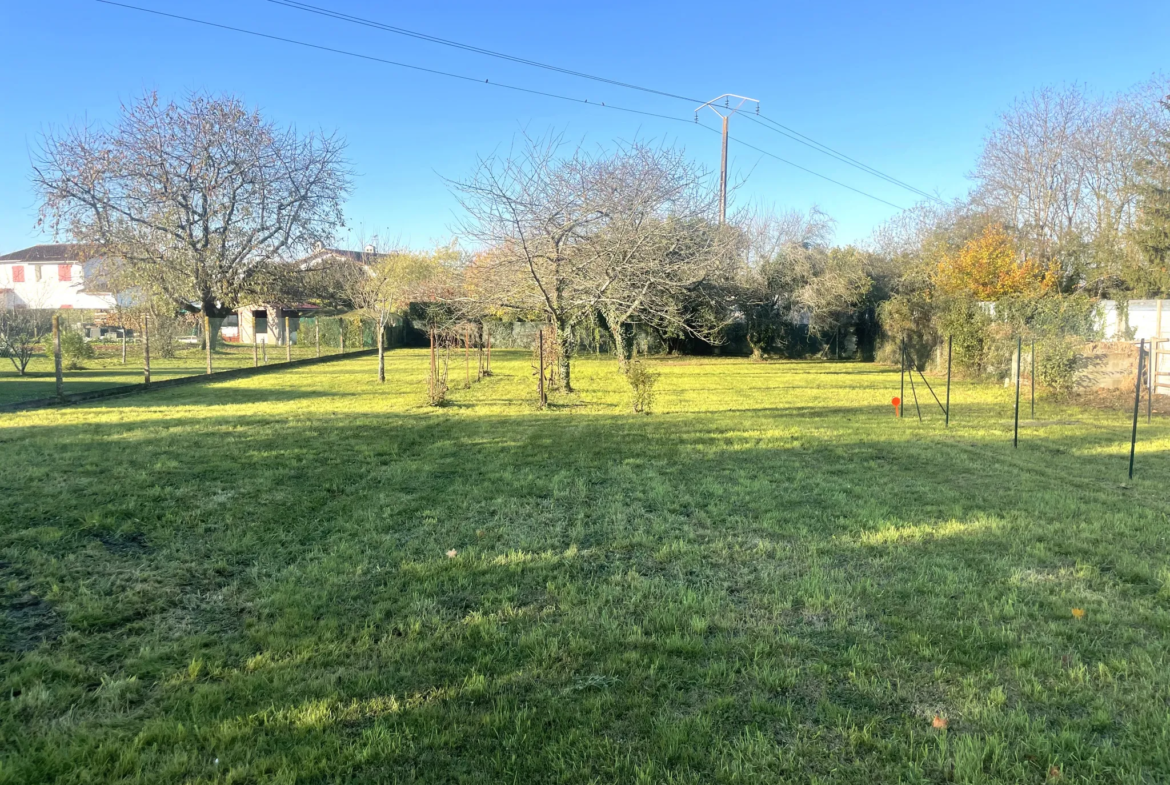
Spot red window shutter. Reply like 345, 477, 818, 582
12, 265, 24, 283
58, 264, 72, 282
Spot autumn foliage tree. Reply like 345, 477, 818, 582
932, 224, 1047, 300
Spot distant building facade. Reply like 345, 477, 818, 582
0, 244, 117, 310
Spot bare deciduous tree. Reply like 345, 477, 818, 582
33, 91, 352, 350
0, 308, 50, 376
971, 81, 1164, 291
453, 134, 737, 386
590, 144, 740, 367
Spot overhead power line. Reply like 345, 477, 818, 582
96, 1, 688, 124
746, 114, 942, 203
95, 1, 906, 210
266, 0, 703, 104
266, 0, 939, 203
711, 130, 906, 211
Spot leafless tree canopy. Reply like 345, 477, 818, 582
33, 92, 352, 322
971, 80, 1169, 290
452, 134, 738, 384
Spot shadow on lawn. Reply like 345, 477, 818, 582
4, 394, 1170, 781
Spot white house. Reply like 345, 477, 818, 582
0, 244, 117, 310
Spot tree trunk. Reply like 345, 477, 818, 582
202, 303, 227, 351
121, 324, 127, 364
610, 319, 634, 370
554, 317, 573, 392
204, 314, 213, 375
377, 320, 386, 383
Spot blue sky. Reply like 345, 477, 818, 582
1, 1, 1166, 253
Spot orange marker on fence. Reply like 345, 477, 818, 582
891, 397, 901, 417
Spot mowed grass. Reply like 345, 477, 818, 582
0, 343, 346, 406
2, 351, 1170, 784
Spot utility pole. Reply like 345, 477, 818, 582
695, 94, 759, 224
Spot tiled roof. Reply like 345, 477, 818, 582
0, 244, 93, 262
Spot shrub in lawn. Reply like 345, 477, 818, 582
1036, 336, 1087, 398
59, 330, 95, 370
626, 360, 658, 414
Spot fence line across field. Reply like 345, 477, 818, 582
0, 314, 380, 408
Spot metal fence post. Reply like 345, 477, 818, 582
945, 336, 952, 427
1130, 339, 1145, 479
899, 338, 905, 419
1013, 337, 1022, 448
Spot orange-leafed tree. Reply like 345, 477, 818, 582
932, 224, 1047, 300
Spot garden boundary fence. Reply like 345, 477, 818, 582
0, 347, 376, 413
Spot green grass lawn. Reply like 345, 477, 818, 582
0, 343, 356, 406
2, 351, 1169, 784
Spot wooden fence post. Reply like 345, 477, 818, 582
143, 314, 151, 386
52, 314, 64, 401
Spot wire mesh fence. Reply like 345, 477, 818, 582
0, 312, 378, 408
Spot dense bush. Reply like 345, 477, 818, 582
1035, 336, 1089, 398
935, 297, 994, 373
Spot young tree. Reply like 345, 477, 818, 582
0, 309, 49, 376
33, 91, 351, 349
345, 246, 447, 383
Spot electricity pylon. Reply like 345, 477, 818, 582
695, 94, 759, 224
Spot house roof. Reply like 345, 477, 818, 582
0, 244, 94, 262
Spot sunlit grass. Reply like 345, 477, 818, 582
2, 350, 1169, 783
